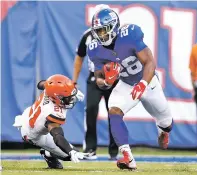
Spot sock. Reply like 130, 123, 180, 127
119, 144, 134, 160
157, 119, 173, 135
109, 114, 129, 147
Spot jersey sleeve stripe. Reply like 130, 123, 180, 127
47, 114, 65, 124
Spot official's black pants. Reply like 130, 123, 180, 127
84, 72, 118, 157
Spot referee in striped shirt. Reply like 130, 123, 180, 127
72, 4, 118, 160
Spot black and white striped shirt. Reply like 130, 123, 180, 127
76, 28, 95, 72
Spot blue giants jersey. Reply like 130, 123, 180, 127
87, 24, 147, 86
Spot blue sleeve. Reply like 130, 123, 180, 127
87, 51, 103, 71
132, 25, 147, 52
92, 58, 104, 71
87, 43, 104, 71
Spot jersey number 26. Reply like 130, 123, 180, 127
120, 56, 142, 77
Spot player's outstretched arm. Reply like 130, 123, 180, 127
47, 122, 73, 154
47, 122, 86, 163
73, 29, 90, 84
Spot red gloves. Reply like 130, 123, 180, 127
131, 80, 148, 100
103, 62, 121, 86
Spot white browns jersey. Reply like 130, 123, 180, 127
21, 91, 67, 139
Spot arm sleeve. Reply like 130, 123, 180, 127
47, 113, 66, 125
132, 25, 147, 52
90, 57, 105, 71
76, 31, 90, 57
50, 127, 72, 154
87, 39, 105, 71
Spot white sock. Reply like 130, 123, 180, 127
119, 144, 134, 160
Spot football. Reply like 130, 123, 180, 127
102, 62, 121, 84
103, 62, 113, 72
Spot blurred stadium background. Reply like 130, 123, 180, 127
1, 1, 197, 174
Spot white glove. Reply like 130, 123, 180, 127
76, 90, 84, 102
13, 115, 22, 128
69, 150, 86, 163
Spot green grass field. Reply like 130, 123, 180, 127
1, 148, 197, 175
2, 161, 197, 175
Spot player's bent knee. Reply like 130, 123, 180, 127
109, 107, 124, 115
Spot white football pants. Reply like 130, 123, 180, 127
108, 75, 172, 128
21, 126, 69, 158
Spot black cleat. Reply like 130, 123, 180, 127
40, 149, 63, 169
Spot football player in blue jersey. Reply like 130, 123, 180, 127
87, 9, 173, 170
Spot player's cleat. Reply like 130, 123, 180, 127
40, 149, 63, 169
117, 151, 137, 170
158, 132, 169, 149
83, 149, 97, 160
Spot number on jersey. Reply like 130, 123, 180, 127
89, 40, 98, 50
54, 105, 63, 113
120, 56, 142, 77
120, 24, 129, 37
29, 93, 44, 128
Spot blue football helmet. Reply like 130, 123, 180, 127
91, 9, 120, 46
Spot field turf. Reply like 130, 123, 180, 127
1, 147, 197, 175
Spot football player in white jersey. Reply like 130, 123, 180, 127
13, 74, 86, 169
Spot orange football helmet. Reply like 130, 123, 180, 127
44, 74, 77, 109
